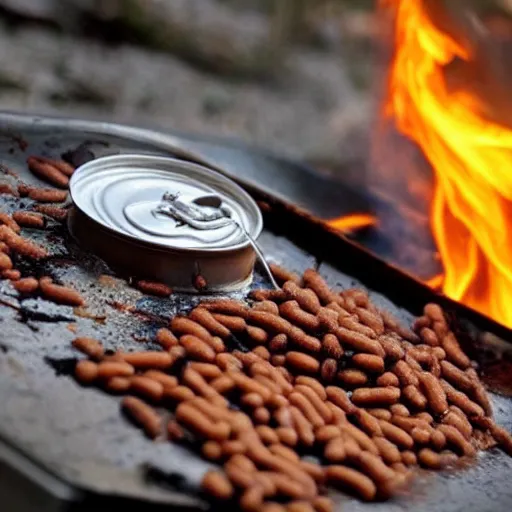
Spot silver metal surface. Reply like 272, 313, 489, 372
69, 154, 261, 251
68, 154, 263, 291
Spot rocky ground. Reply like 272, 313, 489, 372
0, 0, 378, 172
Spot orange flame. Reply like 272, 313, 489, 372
382, 0, 512, 327
328, 213, 377, 233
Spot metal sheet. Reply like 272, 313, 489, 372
0, 112, 510, 512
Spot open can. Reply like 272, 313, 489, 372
68, 154, 263, 292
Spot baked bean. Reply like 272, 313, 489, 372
190, 308, 231, 338
442, 332, 471, 369
390, 404, 410, 417
351, 387, 400, 407
337, 369, 368, 387
282, 281, 322, 314
122, 351, 173, 369
335, 327, 385, 356
295, 376, 327, 400
176, 402, 230, 441
379, 335, 405, 361
315, 425, 341, 444
280, 300, 320, 331
356, 306, 384, 333
129, 376, 164, 401
105, 376, 131, 394
295, 385, 332, 423
324, 437, 346, 462
212, 313, 247, 332
247, 326, 269, 345
325, 387, 355, 414
276, 427, 298, 447
39, 277, 84, 306
0, 213, 20, 233
401, 451, 417, 466
368, 408, 392, 421
325, 465, 377, 501
135, 280, 172, 297
322, 334, 343, 359
354, 409, 383, 436
34, 204, 68, 221
0, 226, 47, 258
320, 358, 337, 382
269, 333, 288, 352
253, 300, 280, 315
355, 451, 396, 485
379, 420, 414, 449
290, 406, 315, 446
165, 385, 196, 403
202, 299, 249, 318
373, 436, 401, 464
12, 211, 45, 229
13, 277, 39, 294
437, 424, 475, 457
403, 385, 427, 410
430, 429, 447, 451
97, 361, 135, 379
418, 371, 448, 415
418, 448, 458, 469
352, 353, 385, 373
155, 327, 179, 349
121, 396, 162, 439
340, 423, 379, 455
440, 379, 485, 417
72, 337, 104, 360
144, 370, 178, 390
171, 317, 213, 342
420, 327, 439, 347
376, 372, 400, 387
289, 392, 324, 428
75, 360, 98, 384
392, 360, 419, 387
180, 334, 216, 362
286, 352, 320, 374
2, 268, 19, 280
255, 425, 279, 445
317, 308, 339, 332
303, 268, 344, 307
441, 361, 473, 393
201, 470, 234, 500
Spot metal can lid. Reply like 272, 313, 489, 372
69, 154, 262, 252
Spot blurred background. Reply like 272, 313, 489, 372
0, 0, 510, 180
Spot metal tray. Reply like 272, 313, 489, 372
0, 112, 511, 512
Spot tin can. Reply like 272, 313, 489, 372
68, 154, 263, 292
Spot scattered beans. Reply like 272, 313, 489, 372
39, 277, 85, 306
34, 204, 68, 221
66, 266, 510, 510
27, 187, 68, 203
13, 277, 39, 294
12, 211, 45, 229
27, 156, 69, 188
0, 226, 47, 258
72, 337, 104, 360
136, 280, 172, 297
0, 212, 20, 233
2, 268, 20, 280
121, 396, 162, 439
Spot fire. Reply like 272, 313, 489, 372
381, 0, 512, 328
328, 213, 377, 233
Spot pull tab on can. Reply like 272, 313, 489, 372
68, 154, 264, 292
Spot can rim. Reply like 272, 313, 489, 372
69, 154, 263, 253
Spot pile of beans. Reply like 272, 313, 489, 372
72, 268, 512, 512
